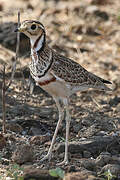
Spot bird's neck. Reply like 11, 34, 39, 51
30, 33, 46, 53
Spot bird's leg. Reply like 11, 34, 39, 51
40, 97, 64, 162
57, 98, 71, 166
64, 99, 71, 164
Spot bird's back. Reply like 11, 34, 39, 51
50, 48, 112, 92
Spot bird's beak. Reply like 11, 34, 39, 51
14, 26, 25, 33
14, 27, 20, 32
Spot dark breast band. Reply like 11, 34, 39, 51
38, 76, 56, 86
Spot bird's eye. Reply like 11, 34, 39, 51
31, 24, 36, 30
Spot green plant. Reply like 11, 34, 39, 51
0, 154, 24, 179
103, 169, 116, 180
60, 136, 65, 142
49, 167, 65, 179
6, 164, 24, 180
99, 169, 116, 180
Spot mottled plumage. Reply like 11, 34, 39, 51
16, 20, 112, 165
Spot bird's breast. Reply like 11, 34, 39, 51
37, 73, 56, 86
36, 72, 70, 98
34, 72, 57, 86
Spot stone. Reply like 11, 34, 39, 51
12, 144, 34, 164
56, 136, 119, 155
23, 168, 58, 180
29, 127, 44, 136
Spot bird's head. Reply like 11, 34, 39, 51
15, 20, 46, 50
15, 20, 45, 37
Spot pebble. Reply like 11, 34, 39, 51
12, 144, 34, 164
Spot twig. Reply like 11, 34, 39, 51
2, 65, 6, 133
91, 95, 101, 109
5, 11, 20, 90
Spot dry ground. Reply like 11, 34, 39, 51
0, 0, 120, 179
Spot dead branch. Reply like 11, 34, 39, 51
5, 11, 20, 90
2, 65, 6, 133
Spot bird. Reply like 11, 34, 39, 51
15, 20, 112, 165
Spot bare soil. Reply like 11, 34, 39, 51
0, 0, 120, 179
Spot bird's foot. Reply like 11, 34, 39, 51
40, 153, 52, 162
57, 158, 69, 166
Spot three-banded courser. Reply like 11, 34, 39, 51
15, 20, 112, 165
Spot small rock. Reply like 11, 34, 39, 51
12, 144, 34, 164
29, 127, 43, 136
6, 123, 23, 133
56, 136, 117, 155
0, 133, 6, 149
23, 168, 58, 180
100, 164, 120, 176
30, 135, 50, 145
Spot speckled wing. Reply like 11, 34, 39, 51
51, 50, 111, 90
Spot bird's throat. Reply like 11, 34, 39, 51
30, 34, 45, 52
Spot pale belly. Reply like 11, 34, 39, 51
34, 72, 71, 98
41, 80, 71, 98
